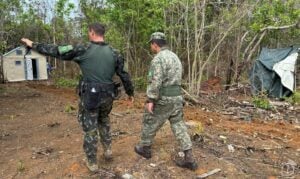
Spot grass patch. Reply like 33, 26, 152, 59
252, 94, 272, 110
54, 78, 78, 88
284, 91, 300, 105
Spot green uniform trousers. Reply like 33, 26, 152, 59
139, 102, 192, 151
78, 96, 113, 163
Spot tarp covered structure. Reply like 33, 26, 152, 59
250, 46, 299, 98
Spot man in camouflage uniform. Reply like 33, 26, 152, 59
21, 23, 134, 172
134, 32, 198, 170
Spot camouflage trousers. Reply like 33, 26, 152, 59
139, 102, 192, 151
78, 96, 113, 163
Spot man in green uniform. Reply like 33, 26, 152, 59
21, 23, 134, 172
134, 32, 198, 170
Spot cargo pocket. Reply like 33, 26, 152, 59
83, 84, 102, 110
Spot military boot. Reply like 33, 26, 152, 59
103, 149, 112, 161
86, 159, 98, 172
175, 149, 198, 170
103, 144, 113, 161
134, 145, 151, 159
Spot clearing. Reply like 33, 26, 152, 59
0, 82, 299, 178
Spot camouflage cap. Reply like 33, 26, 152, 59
148, 32, 166, 43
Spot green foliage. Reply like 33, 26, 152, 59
55, 0, 75, 18
53, 0, 76, 44
64, 104, 76, 113
17, 160, 25, 172
252, 94, 272, 110
194, 123, 204, 134
105, 27, 126, 50
134, 77, 147, 91
106, 0, 169, 45
54, 77, 78, 88
284, 91, 300, 105
250, 1, 300, 31
1, 0, 299, 85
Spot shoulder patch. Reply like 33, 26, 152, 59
58, 45, 73, 55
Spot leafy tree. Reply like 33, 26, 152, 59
0, 0, 22, 53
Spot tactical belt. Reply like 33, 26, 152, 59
80, 81, 114, 92
80, 81, 115, 110
160, 85, 181, 96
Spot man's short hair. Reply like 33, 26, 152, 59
151, 39, 167, 47
88, 23, 105, 36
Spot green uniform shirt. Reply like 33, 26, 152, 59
73, 42, 115, 83
147, 46, 183, 104
32, 41, 134, 96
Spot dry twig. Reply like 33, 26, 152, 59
182, 88, 200, 104
196, 168, 221, 178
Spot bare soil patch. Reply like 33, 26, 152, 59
0, 82, 299, 178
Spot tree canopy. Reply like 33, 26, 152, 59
1, 0, 299, 93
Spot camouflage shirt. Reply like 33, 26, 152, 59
147, 46, 183, 104
32, 42, 134, 96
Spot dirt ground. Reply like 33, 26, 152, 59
0, 82, 299, 179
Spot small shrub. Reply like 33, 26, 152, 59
134, 77, 147, 91
17, 160, 25, 172
195, 123, 204, 134
284, 91, 300, 105
64, 104, 76, 113
252, 94, 272, 109
54, 77, 78, 88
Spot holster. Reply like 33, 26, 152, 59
80, 81, 114, 110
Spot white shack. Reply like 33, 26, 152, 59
1, 46, 48, 82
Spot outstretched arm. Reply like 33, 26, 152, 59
21, 38, 85, 61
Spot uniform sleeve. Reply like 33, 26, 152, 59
114, 50, 134, 96
32, 43, 86, 61
146, 57, 163, 102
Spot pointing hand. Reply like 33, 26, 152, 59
21, 38, 33, 48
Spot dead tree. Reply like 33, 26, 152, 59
0, 55, 4, 83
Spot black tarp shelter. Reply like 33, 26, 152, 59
250, 46, 299, 98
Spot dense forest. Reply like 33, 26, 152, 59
1, 0, 299, 95
1, 1, 300, 178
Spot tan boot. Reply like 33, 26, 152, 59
86, 160, 98, 172
175, 149, 198, 170
103, 149, 112, 161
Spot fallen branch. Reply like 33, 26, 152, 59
196, 168, 221, 178
220, 111, 234, 115
232, 144, 284, 151
231, 144, 246, 149
260, 23, 297, 32
182, 88, 200, 104
111, 112, 123, 117
257, 132, 290, 143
